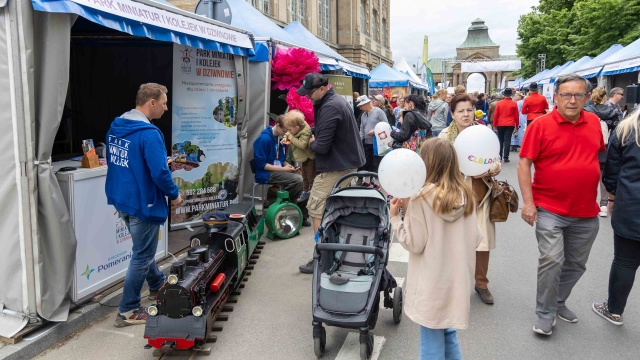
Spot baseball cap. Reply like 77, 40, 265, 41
373, 95, 385, 102
355, 95, 371, 107
296, 73, 329, 96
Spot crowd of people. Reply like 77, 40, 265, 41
104, 73, 638, 359
254, 72, 637, 358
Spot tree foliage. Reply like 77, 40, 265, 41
516, 0, 640, 78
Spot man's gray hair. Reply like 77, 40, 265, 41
554, 73, 592, 94
609, 87, 624, 96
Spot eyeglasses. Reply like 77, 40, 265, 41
557, 93, 587, 101
616, 93, 624, 97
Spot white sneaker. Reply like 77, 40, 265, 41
599, 206, 608, 217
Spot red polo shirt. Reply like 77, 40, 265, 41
493, 98, 519, 127
522, 92, 549, 121
520, 108, 605, 218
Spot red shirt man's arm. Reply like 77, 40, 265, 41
493, 102, 502, 127
512, 103, 520, 128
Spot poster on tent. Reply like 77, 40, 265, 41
369, 86, 409, 99
170, 44, 239, 227
327, 75, 353, 106
543, 83, 555, 107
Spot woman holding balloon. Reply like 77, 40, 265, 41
439, 94, 502, 305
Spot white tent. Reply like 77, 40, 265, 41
393, 57, 424, 85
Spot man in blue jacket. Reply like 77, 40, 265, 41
105, 83, 182, 327
253, 115, 304, 206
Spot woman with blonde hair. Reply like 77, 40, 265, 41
585, 87, 619, 217
427, 88, 449, 136
592, 108, 640, 326
439, 94, 501, 304
390, 137, 479, 359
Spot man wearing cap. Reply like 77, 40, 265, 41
522, 82, 549, 127
355, 95, 388, 177
493, 88, 520, 163
518, 73, 604, 336
296, 73, 366, 273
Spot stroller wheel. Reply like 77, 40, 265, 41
393, 287, 403, 324
313, 326, 326, 358
359, 331, 374, 360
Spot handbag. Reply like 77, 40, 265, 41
600, 120, 610, 145
489, 179, 519, 222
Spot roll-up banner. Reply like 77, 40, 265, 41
170, 44, 240, 227
461, 60, 521, 73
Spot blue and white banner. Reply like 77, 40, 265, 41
170, 44, 239, 226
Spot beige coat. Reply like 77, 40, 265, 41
390, 185, 480, 329
439, 127, 501, 251
288, 123, 315, 163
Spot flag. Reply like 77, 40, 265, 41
421, 36, 429, 67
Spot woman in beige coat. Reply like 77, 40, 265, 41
390, 138, 479, 360
439, 94, 501, 305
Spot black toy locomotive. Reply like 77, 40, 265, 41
144, 203, 264, 353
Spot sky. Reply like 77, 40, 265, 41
390, 0, 540, 67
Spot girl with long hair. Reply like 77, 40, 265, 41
390, 137, 479, 359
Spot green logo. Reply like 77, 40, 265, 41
81, 264, 95, 280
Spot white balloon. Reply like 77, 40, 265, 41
378, 149, 427, 198
374, 122, 392, 143
453, 125, 500, 176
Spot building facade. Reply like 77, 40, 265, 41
170, 0, 393, 69
427, 19, 519, 93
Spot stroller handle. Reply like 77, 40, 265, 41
332, 171, 379, 190
316, 243, 384, 257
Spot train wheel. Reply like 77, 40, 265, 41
393, 287, 403, 324
313, 326, 326, 358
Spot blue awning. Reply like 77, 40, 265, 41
32, 0, 255, 57
602, 38, 640, 75
250, 41, 270, 62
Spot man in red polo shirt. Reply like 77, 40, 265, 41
522, 82, 549, 126
493, 88, 520, 163
518, 73, 605, 336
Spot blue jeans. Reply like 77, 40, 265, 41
118, 212, 165, 313
420, 326, 462, 360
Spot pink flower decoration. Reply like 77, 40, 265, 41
287, 88, 315, 127
271, 47, 321, 90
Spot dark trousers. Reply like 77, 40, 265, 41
608, 233, 640, 314
300, 158, 316, 192
363, 143, 381, 173
497, 126, 515, 161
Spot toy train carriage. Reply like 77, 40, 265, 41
144, 221, 245, 352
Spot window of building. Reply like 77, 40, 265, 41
372, 9, 378, 40
289, 0, 306, 26
360, 1, 366, 33
318, 0, 330, 40
382, 19, 387, 47
246, 0, 271, 15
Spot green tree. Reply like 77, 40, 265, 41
516, 0, 640, 78
203, 171, 212, 188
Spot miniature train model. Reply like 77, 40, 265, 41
144, 203, 264, 353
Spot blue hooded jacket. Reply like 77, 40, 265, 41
253, 126, 286, 184
105, 110, 179, 224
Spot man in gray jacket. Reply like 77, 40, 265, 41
296, 73, 365, 273
356, 95, 388, 175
